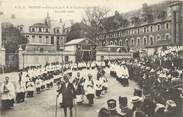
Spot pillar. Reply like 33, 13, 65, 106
169, 1, 182, 45
0, 21, 5, 66
18, 46, 24, 70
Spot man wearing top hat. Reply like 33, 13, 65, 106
57, 74, 76, 117
107, 99, 123, 117
131, 96, 147, 117
118, 96, 132, 117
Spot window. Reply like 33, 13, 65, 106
26, 35, 29, 38
131, 39, 134, 46
32, 28, 35, 32
137, 38, 140, 46
126, 39, 129, 46
57, 29, 60, 33
137, 28, 140, 34
51, 36, 54, 44
150, 26, 153, 32
144, 27, 146, 33
32, 35, 35, 38
46, 28, 49, 33
40, 48, 44, 53
46, 36, 49, 38
157, 35, 161, 40
39, 35, 42, 38
150, 37, 153, 45
39, 28, 42, 32
143, 37, 147, 45
57, 36, 59, 39
165, 34, 170, 40
166, 23, 169, 29
110, 41, 113, 45
157, 24, 161, 31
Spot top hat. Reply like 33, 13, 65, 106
107, 99, 116, 110
119, 96, 127, 107
133, 89, 143, 97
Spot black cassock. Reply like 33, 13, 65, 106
58, 83, 76, 108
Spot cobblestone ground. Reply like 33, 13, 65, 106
1, 68, 138, 117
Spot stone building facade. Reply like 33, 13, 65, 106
19, 13, 68, 52
96, 1, 183, 54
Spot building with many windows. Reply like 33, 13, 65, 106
96, 1, 183, 55
18, 13, 69, 53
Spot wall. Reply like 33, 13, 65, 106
18, 50, 76, 69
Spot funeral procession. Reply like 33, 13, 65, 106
0, 0, 183, 117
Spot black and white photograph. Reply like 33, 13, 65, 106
0, 0, 183, 117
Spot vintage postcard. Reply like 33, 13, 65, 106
0, 0, 182, 117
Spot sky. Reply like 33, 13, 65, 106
0, 0, 167, 23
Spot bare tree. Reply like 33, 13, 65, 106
82, 7, 111, 43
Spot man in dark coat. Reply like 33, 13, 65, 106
57, 74, 76, 117
118, 96, 132, 117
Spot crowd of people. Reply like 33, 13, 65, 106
1, 50, 182, 117
0, 64, 65, 110
0, 61, 109, 117
56, 61, 108, 117
98, 51, 183, 117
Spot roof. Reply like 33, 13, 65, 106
31, 23, 48, 28
65, 38, 95, 46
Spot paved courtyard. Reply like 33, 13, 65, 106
1, 68, 138, 117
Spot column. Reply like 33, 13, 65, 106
18, 46, 24, 69
0, 21, 5, 66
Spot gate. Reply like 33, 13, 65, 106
5, 53, 19, 71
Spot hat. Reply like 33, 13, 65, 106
155, 103, 165, 113
119, 96, 127, 107
131, 96, 142, 103
107, 99, 116, 110
166, 100, 176, 107
150, 69, 155, 73
133, 89, 143, 97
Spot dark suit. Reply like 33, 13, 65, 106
58, 82, 76, 108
